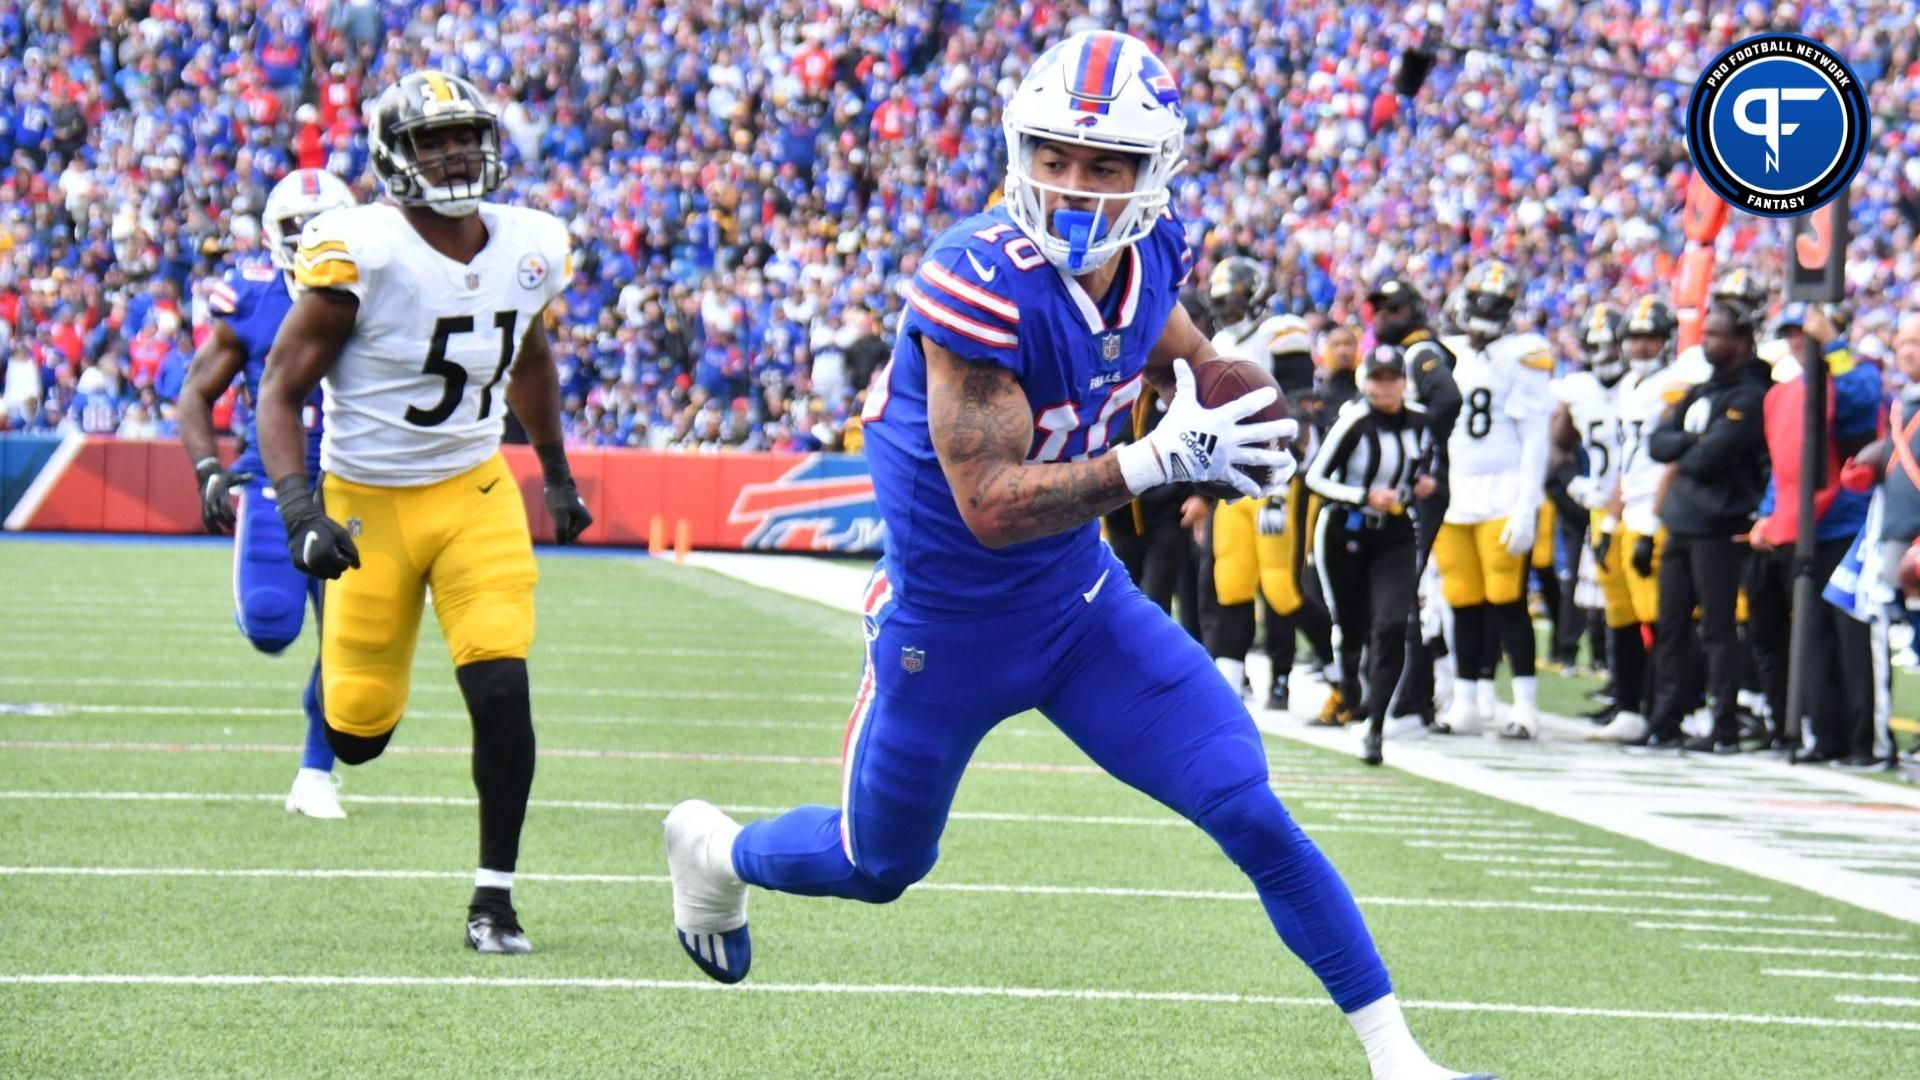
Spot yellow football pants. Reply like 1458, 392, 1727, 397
319, 453, 538, 739
1212, 477, 1305, 614
1434, 518, 1528, 607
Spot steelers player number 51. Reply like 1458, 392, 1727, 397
406, 312, 520, 427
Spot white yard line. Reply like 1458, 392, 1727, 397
1690, 943, 1920, 962
1405, 840, 1615, 854
1444, 854, 1671, 868
0, 674, 842, 704
1762, 968, 1920, 984
1529, 886, 1771, 904
1633, 922, 1906, 941
0, 864, 1843, 923
1835, 994, 1920, 1009
0, 971, 1915, 1031
1486, 870, 1719, 886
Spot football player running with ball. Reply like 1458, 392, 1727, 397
258, 71, 592, 954
663, 31, 1495, 1080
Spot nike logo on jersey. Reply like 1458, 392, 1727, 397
479, 479, 500, 494
1082, 568, 1111, 604
965, 250, 997, 282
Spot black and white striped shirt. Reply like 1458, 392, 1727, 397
1305, 399, 1434, 507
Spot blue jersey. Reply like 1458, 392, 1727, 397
863, 205, 1192, 613
208, 261, 321, 474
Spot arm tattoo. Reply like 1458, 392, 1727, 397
933, 355, 1132, 547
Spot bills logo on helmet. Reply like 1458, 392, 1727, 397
1139, 53, 1180, 110
726, 454, 886, 551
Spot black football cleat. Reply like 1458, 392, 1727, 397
466, 902, 532, 955
1683, 735, 1743, 755
1361, 730, 1383, 767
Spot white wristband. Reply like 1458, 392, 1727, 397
1115, 440, 1167, 496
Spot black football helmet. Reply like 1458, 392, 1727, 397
1621, 295, 1677, 373
1709, 267, 1770, 325
1579, 303, 1626, 384
367, 70, 505, 217
1457, 259, 1522, 339
1207, 256, 1270, 325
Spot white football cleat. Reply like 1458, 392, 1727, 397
665, 799, 751, 983
1498, 698, 1538, 740
1589, 710, 1649, 743
1433, 685, 1482, 736
285, 768, 345, 819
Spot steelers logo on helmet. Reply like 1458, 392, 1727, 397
1685, 33, 1868, 218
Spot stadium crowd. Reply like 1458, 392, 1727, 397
0, 0, 1917, 449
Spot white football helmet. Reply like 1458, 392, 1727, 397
1001, 30, 1186, 275
262, 169, 357, 273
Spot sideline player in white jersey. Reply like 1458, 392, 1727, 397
1592, 297, 1693, 743
257, 70, 593, 953
1203, 257, 1319, 709
1551, 305, 1630, 720
1432, 259, 1555, 738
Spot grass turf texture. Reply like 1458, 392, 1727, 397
0, 539, 1915, 1079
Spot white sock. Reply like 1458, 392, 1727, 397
1348, 993, 1446, 1079
1450, 680, 1482, 716
1475, 678, 1498, 716
1215, 656, 1246, 690
1511, 675, 1537, 708
475, 868, 514, 891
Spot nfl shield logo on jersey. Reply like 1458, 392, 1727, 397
1101, 332, 1121, 361
517, 254, 548, 290
900, 647, 925, 674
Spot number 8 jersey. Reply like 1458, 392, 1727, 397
1439, 330, 1556, 523
291, 202, 571, 486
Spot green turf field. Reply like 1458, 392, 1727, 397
2, 539, 1916, 1079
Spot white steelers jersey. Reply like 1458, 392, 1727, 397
1552, 370, 1621, 490
1616, 348, 1707, 535
1211, 315, 1308, 365
292, 202, 571, 486
1441, 330, 1555, 523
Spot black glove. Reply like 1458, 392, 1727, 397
276, 477, 360, 580
1631, 534, 1656, 579
1591, 530, 1613, 569
536, 442, 593, 545
194, 457, 251, 534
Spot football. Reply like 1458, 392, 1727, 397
1190, 356, 1292, 501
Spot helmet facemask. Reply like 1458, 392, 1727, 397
386, 119, 503, 217
1000, 31, 1187, 276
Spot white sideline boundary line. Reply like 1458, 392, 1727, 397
1443, 854, 1669, 868
0, 865, 1845, 923
3, 972, 1918, 1031
1691, 944, 1920, 961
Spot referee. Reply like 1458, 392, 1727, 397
1307, 345, 1439, 765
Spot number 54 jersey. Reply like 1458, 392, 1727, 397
291, 202, 571, 487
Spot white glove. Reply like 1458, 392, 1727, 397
1566, 475, 1608, 511
1256, 496, 1288, 535
1116, 359, 1299, 500
1499, 507, 1539, 557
